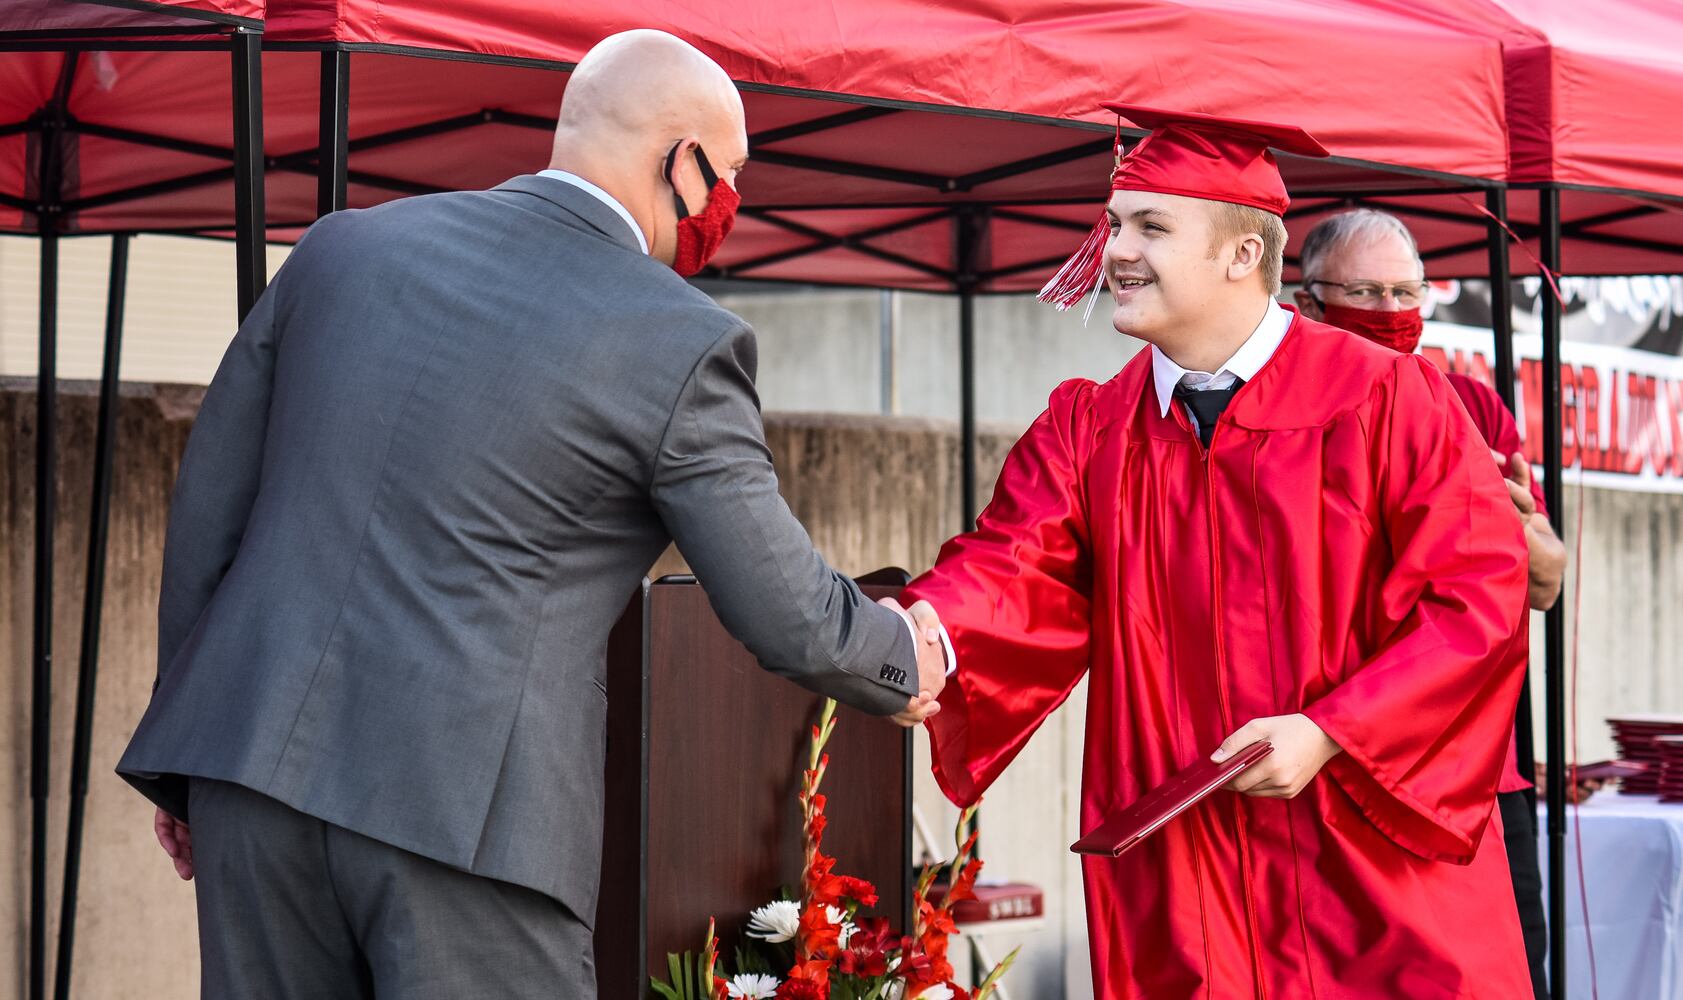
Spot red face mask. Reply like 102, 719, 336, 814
1320, 301, 1425, 354
664, 143, 740, 277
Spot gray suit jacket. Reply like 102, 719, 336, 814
116, 175, 920, 920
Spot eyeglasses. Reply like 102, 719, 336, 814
1306, 279, 1430, 309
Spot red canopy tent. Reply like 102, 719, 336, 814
1287, 0, 1683, 280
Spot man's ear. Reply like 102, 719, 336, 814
1294, 288, 1320, 318
1227, 233, 1265, 283
664, 136, 704, 210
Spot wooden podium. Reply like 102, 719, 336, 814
595, 573, 915, 996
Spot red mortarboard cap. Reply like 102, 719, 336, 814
1039, 104, 1330, 311
1102, 103, 1329, 216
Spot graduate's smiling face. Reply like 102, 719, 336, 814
1102, 190, 1235, 343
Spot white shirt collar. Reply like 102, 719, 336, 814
535, 169, 649, 255
1150, 301, 1293, 417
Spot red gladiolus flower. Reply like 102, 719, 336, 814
836, 876, 878, 908
947, 858, 983, 905
774, 978, 825, 1000
895, 942, 931, 983
797, 902, 842, 959
782, 956, 832, 995
807, 874, 846, 909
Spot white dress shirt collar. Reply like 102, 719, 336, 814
535, 169, 649, 255
1150, 301, 1293, 417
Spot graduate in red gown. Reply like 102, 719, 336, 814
899, 107, 1534, 998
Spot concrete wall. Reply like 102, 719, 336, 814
0, 235, 294, 386
1555, 486, 1683, 763
2, 380, 202, 1000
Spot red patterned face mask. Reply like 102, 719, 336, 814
1321, 302, 1425, 354
664, 143, 739, 277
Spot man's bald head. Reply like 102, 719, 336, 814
547, 31, 748, 266
556, 30, 742, 154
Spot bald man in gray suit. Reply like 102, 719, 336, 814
117, 30, 946, 1000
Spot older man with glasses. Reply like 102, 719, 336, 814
1295, 208, 1567, 1000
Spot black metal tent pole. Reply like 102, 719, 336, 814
232, 27, 267, 320
319, 49, 350, 217
1538, 184, 1568, 998
1485, 189, 1518, 413
955, 208, 986, 532
1483, 189, 1539, 810
53, 233, 129, 1000
952, 203, 986, 990
26, 24, 260, 999
32, 152, 59, 1000
31, 52, 76, 1000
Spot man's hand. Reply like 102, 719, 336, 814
879, 597, 948, 727
154, 807, 194, 881
1494, 448, 1539, 523
1532, 761, 1606, 804
1493, 450, 1566, 609
1214, 714, 1342, 798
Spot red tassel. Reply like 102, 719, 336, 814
1037, 210, 1109, 310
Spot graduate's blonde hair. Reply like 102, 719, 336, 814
1208, 203, 1288, 296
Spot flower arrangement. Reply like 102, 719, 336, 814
650, 699, 1017, 1000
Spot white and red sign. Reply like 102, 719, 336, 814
1422, 321, 1683, 494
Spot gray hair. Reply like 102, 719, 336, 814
1298, 208, 1422, 282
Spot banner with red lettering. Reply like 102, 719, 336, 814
1423, 322, 1683, 493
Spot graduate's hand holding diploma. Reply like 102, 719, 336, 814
1213, 714, 1343, 798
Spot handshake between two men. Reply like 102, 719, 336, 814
878, 597, 949, 728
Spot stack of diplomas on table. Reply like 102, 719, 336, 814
1606, 714, 1683, 795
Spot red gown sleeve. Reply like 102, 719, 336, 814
1450, 372, 1548, 518
1303, 355, 1529, 863
903, 379, 1097, 807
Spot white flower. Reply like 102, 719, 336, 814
830, 907, 856, 950
746, 900, 801, 943
913, 986, 955, 1000
726, 973, 781, 999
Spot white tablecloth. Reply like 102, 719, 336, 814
1539, 796, 1683, 999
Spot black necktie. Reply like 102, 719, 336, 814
1173, 378, 1244, 448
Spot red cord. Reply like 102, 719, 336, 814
1460, 197, 1568, 308
1567, 410, 1599, 998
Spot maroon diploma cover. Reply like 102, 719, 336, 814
1071, 741, 1274, 857
1572, 759, 1647, 781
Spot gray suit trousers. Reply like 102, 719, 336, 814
189, 778, 594, 999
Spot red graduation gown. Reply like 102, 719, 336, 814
905, 314, 1532, 999
1446, 371, 1547, 795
